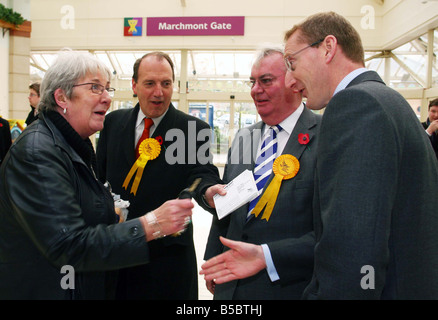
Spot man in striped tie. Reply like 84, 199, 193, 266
201, 46, 321, 300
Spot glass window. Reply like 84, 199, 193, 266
210, 102, 231, 165
187, 50, 254, 93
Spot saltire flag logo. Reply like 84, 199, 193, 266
124, 18, 142, 36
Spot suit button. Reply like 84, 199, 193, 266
242, 233, 248, 241
130, 226, 139, 236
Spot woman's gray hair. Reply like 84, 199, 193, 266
39, 49, 112, 113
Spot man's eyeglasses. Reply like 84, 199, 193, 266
73, 83, 116, 97
284, 39, 324, 71
246, 76, 277, 89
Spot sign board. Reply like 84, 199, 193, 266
146, 16, 244, 36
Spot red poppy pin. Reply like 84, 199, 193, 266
0, 123, 3, 127
298, 133, 310, 145
155, 136, 163, 145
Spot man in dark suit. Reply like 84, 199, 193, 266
201, 47, 320, 299
0, 116, 12, 164
422, 98, 438, 160
283, 11, 438, 299
96, 52, 222, 300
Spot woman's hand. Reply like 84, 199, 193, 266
142, 198, 194, 240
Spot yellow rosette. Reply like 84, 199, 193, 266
123, 138, 161, 196
252, 154, 300, 221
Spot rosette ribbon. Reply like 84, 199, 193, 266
251, 154, 300, 221
123, 138, 161, 196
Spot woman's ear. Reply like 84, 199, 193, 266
53, 88, 68, 108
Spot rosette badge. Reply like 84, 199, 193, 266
123, 138, 161, 195
252, 154, 300, 221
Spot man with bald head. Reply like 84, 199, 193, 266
97, 52, 222, 300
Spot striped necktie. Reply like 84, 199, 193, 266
248, 125, 282, 216
136, 117, 154, 159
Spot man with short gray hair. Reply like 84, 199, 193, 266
202, 47, 321, 299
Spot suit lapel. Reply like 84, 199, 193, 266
122, 103, 177, 167
122, 104, 140, 166
235, 122, 263, 225
249, 122, 264, 170
262, 107, 317, 186
148, 104, 178, 165
245, 107, 317, 224
282, 107, 317, 160
150, 103, 176, 140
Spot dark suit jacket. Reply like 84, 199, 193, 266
0, 117, 11, 164
96, 103, 221, 299
303, 71, 438, 299
205, 106, 321, 299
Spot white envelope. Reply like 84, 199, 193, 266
213, 169, 258, 220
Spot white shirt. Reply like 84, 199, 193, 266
256, 102, 305, 160
134, 108, 168, 147
258, 102, 305, 282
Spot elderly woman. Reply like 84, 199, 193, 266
0, 50, 193, 299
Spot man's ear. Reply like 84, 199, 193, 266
322, 35, 337, 64
54, 88, 68, 108
132, 78, 138, 96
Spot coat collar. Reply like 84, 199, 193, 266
39, 112, 88, 167
248, 105, 318, 163
346, 70, 384, 88
283, 105, 318, 160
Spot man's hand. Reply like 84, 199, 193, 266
200, 237, 266, 285
426, 120, 438, 135
204, 184, 227, 208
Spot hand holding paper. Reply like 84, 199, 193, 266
213, 170, 258, 220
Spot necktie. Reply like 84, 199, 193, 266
136, 117, 154, 159
248, 125, 282, 216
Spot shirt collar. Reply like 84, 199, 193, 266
272, 102, 304, 136
333, 67, 368, 97
135, 107, 168, 129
